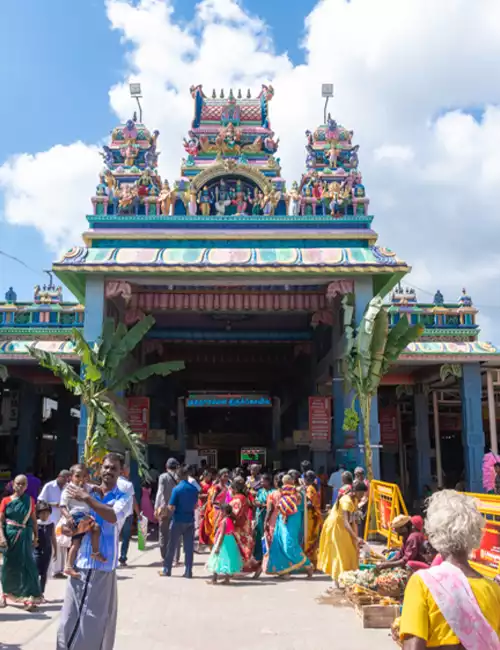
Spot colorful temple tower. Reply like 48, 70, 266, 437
1, 85, 499, 496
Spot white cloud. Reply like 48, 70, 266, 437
1, 0, 500, 341
0, 143, 101, 249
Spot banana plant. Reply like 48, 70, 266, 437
343, 294, 424, 479
28, 315, 184, 473
0, 364, 7, 382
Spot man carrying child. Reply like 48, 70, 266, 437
57, 453, 131, 650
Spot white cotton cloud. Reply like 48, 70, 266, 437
0, 143, 101, 249
1, 0, 500, 342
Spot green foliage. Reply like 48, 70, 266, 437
28, 317, 185, 473
343, 294, 424, 479
342, 406, 360, 432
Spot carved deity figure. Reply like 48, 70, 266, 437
118, 183, 137, 212
159, 180, 172, 216
214, 179, 231, 215
137, 169, 153, 198
287, 181, 300, 216
198, 186, 212, 216
234, 181, 247, 215
185, 184, 198, 215
120, 138, 139, 167
301, 186, 317, 216
251, 190, 263, 216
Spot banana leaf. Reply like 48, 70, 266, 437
28, 347, 83, 394
0, 364, 7, 382
381, 320, 423, 376
105, 315, 155, 371
109, 360, 185, 393
366, 309, 389, 394
355, 295, 383, 380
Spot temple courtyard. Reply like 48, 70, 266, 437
1, 544, 394, 650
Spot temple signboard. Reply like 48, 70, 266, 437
186, 393, 272, 408
309, 397, 331, 442
127, 397, 150, 442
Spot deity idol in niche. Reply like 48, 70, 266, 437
234, 180, 247, 214
301, 186, 317, 216
321, 183, 330, 216
96, 174, 108, 197
251, 189, 263, 216
185, 184, 198, 215
286, 181, 300, 216
198, 186, 212, 216
226, 185, 237, 215
261, 191, 274, 216
159, 180, 172, 216
214, 179, 231, 215
137, 169, 153, 198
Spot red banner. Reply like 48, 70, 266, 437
309, 397, 331, 442
127, 397, 150, 442
379, 405, 398, 446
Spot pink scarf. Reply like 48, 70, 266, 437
419, 561, 500, 650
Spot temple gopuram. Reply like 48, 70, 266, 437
1, 85, 499, 499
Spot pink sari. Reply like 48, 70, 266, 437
419, 562, 500, 650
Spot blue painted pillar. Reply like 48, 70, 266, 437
414, 386, 432, 496
461, 363, 484, 493
16, 382, 41, 472
78, 276, 105, 460
354, 277, 381, 478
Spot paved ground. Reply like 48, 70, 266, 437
1, 542, 395, 650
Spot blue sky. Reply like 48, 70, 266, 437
0, 0, 316, 302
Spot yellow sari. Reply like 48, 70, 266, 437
317, 494, 358, 581
305, 485, 322, 567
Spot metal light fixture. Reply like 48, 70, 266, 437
129, 83, 143, 122
322, 83, 334, 123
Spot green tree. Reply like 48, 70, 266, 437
343, 294, 423, 479
28, 315, 184, 473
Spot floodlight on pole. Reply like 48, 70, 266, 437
129, 83, 143, 123
322, 83, 334, 124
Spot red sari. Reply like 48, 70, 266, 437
230, 492, 259, 572
205, 482, 228, 546
198, 480, 213, 545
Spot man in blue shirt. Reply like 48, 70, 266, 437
160, 464, 198, 578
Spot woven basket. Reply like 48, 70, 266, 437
377, 582, 402, 600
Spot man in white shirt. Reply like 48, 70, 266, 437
38, 469, 71, 577
117, 466, 139, 566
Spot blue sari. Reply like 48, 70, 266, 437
265, 487, 310, 576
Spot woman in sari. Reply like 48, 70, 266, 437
229, 477, 261, 576
400, 490, 500, 649
265, 474, 314, 579
198, 470, 213, 546
0, 475, 42, 610
203, 469, 229, 547
253, 474, 274, 562
317, 479, 367, 588
304, 471, 323, 568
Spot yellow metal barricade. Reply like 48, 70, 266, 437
463, 492, 500, 578
364, 480, 408, 549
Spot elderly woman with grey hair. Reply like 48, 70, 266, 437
399, 490, 500, 649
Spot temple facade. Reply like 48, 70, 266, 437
1, 85, 499, 500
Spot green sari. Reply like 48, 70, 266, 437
253, 487, 274, 561
1, 493, 42, 603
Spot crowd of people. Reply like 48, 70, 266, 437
2, 457, 500, 648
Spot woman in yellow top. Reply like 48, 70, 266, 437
317, 479, 367, 587
400, 490, 500, 649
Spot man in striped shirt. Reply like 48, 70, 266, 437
57, 453, 131, 650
